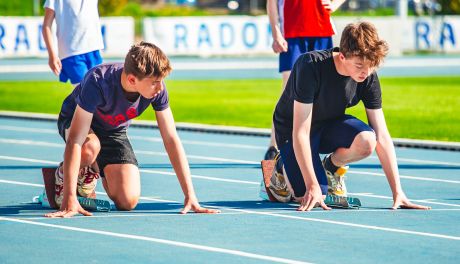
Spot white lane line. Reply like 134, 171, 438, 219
130, 135, 266, 150
368, 156, 460, 167
0, 155, 59, 165
136, 150, 259, 165
4, 177, 460, 209
23, 212, 247, 220
5, 138, 457, 185
0, 179, 44, 187
348, 193, 460, 208
0, 217, 311, 264
3, 174, 459, 214
0, 139, 259, 165
223, 208, 460, 241
0, 152, 459, 193
15, 209, 460, 222
349, 170, 460, 184
0, 138, 63, 147
0, 125, 265, 150
2, 127, 460, 165
140, 169, 259, 185
0, 125, 56, 134
2, 179, 460, 241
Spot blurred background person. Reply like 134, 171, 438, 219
265, 0, 346, 160
42, 0, 104, 87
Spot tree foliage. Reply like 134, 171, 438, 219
98, 0, 129, 16
439, 0, 460, 14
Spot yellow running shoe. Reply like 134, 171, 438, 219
322, 155, 348, 197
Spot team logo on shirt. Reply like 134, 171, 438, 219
126, 107, 138, 119
97, 107, 138, 127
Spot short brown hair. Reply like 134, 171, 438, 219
124, 41, 172, 79
340, 22, 389, 67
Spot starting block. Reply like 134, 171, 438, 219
324, 194, 361, 209
38, 167, 111, 212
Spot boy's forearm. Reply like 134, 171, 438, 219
63, 143, 81, 198
164, 137, 196, 199
375, 133, 403, 195
267, 0, 282, 38
42, 27, 56, 57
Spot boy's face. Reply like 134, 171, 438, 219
134, 76, 164, 99
341, 54, 375, 82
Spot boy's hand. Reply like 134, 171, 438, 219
297, 185, 331, 211
181, 197, 220, 214
48, 55, 62, 76
45, 196, 92, 218
322, 0, 332, 12
392, 192, 431, 210
272, 35, 288, 53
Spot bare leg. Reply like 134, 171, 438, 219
331, 131, 377, 167
61, 129, 100, 173
101, 164, 140, 211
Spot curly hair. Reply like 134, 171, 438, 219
340, 22, 389, 68
124, 41, 172, 79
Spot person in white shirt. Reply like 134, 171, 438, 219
42, 0, 104, 86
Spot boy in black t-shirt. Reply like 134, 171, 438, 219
273, 22, 431, 211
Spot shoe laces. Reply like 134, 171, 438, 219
336, 175, 346, 191
80, 167, 100, 184
55, 184, 64, 196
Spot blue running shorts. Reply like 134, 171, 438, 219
279, 37, 333, 73
59, 50, 103, 84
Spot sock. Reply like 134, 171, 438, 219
324, 154, 340, 173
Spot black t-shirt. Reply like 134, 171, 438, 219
273, 48, 382, 145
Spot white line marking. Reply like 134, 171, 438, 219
0, 217, 311, 264
222, 208, 460, 241
0, 152, 458, 190
0, 155, 59, 165
130, 135, 266, 150
0, 179, 44, 187
348, 192, 460, 208
136, 150, 259, 165
16, 208, 460, 221
368, 156, 460, 167
349, 170, 460, 184
2, 179, 460, 241
0, 125, 56, 134
23, 212, 246, 220
140, 169, 259, 185
0, 125, 265, 150
0, 138, 63, 147
109, 196, 460, 241
6, 176, 460, 209
2, 127, 459, 165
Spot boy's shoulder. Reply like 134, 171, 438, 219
294, 48, 334, 73
88, 62, 123, 78
299, 48, 334, 64
81, 62, 123, 87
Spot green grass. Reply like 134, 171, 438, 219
0, 77, 459, 142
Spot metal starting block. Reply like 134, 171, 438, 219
324, 195, 361, 209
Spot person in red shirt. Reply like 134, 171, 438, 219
265, 0, 346, 197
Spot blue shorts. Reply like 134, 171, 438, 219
59, 50, 103, 84
279, 37, 333, 72
278, 115, 375, 197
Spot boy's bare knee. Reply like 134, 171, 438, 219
114, 196, 139, 211
81, 139, 100, 165
356, 132, 376, 157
